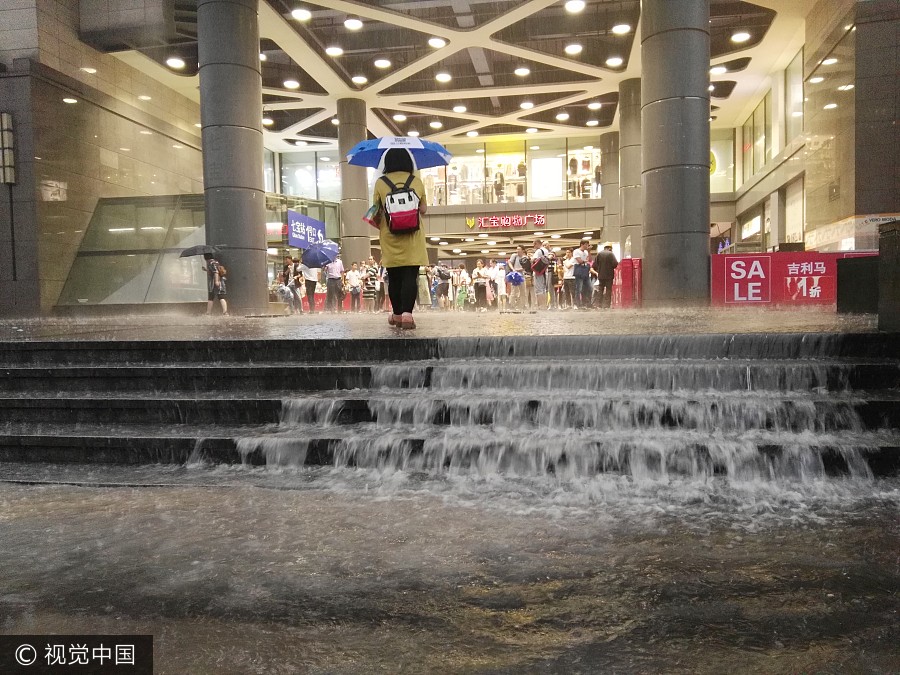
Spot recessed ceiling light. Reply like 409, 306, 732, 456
822, 57, 838, 65
564, 43, 583, 55
487, 241, 497, 246
393, 113, 407, 122
520, 101, 534, 109
465, 237, 475, 242
374, 58, 391, 68
119, 147, 130, 152
429, 37, 447, 48
611, 23, 631, 35
172, 144, 183, 149
605, 56, 624, 67
429, 120, 443, 129
731, 31, 751, 43
259, 53, 267, 61
584, 232, 593, 235
480, 250, 489, 254
466, 130, 479, 137
331, 117, 340, 125
139, 130, 152, 135
435, 72, 452, 83
809, 76, 824, 84
837, 84, 854, 91
476, 148, 484, 153
166, 57, 186, 69
325, 46, 343, 57
62, 97, 78, 104
587, 102, 602, 110
586, 120, 599, 126
514, 67, 530, 76
555, 112, 570, 121
791, 111, 803, 117
583, 145, 593, 150
565, 0, 586, 13
138, 95, 151, 101
291, 8, 312, 21
80, 67, 97, 74
283, 79, 300, 89
710, 65, 727, 75
530, 145, 540, 150
440, 241, 449, 246
320, 157, 331, 161
408, 130, 420, 137
709, 84, 715, 92
430, 237, 441, 241
344, 16, 363, 30
526, 127, 538, 133
823, 103, 838, 109
453, 105, 467, 113
551, 234, 561, 239
295, 140, 308, 146
262, 117, 274, 126
351, 75, 368, 84
194, 123, 201, 128
452, 248, 462, 253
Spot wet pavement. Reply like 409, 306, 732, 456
0, 306, 879, 342
1, 307, 897, 673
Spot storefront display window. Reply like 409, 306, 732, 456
784, 49, 804, 143
264, 149, 276, 193
566, 140, 602, 199
527, 139, 566, 200
445, 143, 487, 206
317, 154, 341, 203
485, 141, 526, 204
280, 151, 317, 199
419, 165, 447, 206
710, 128, 734, 193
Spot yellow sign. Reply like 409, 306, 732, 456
465, 216, 476, 229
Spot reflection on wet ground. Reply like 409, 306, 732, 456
1, 464, 898, 674
0, 307, 879, 342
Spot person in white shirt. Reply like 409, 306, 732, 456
299, 262, 321, 313
453, 264, 470, 311
507, 245, 527, 311
572, 239, 592, 309
345, 262, 362, 312
531, 237, 550, 310
562, 248, 576, 309
324, 256, 345, 313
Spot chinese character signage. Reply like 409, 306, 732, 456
287, 210, 325, 249
711, 252, 877, 306
465, 213, 546, 229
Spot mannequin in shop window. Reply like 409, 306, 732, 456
568, 157, 580, 198
493, 169, 505, 203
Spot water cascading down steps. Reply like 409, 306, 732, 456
0, 334, 897, 480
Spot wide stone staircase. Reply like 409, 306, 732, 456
0, 334, 898, 479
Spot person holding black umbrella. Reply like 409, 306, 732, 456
203, 252, 228, 316
372, 148, 428, 329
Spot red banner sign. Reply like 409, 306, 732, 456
711, 252, 876, 306
466, 213, 546, 229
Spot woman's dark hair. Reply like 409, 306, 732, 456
203, 252, 214, 261
383, 148, 414, 174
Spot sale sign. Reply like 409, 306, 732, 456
711, 252, 876, 306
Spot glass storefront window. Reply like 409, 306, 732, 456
753, 99, 766, 173
485, 140, 526, 204
785, 49, 804, 143
281, 151, 317, 199
764, 90, 773, 163
526, 139, 567, 200
419, 165, 447, 206
316, 154, 341, 203
566, 140, 603, 199
445, 143, 486, 206
742, 117, 753, 184
710, 128, 734, 193
264, 149, 276, 192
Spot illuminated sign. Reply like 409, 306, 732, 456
465, 213, 547, 229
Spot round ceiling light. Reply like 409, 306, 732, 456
466, 130, 479, 137
611, 23, 631, 35
823, 103, 838, 109
325, 46, 344, 57
344, 16, 363, 30
259, 53, 267, 61
408, 130, 420, 137
731, 31, 751, 43
526, 127, 539, 133
351, 75, 368, 84
429, 120, 443, 129
822, 57, 838, 65
837, 84, 854, 91
476, 148, 484, 153
138, 95, 151, 101
564, 43, 583, 55
710, 65, 727, 75
453, 105, 467, 113
283, 79, 300, 89
435, 72, 452, 83
331, 118, 340, 125
587, 101, 602, 110
166, 57, 186, 69
262, 117, 274, 126
809, 76, 824, 84
374, 58, 391, 69
520, 101, 534, 109
62, 97, 78, 104
555, 112, 570, 121
709, 84, 715, 92
514, 67, 530, 76
428, 37, 447, 49
291, 8, 312, 21
605, 56, 624, 67
393, 113, 407, 121
530, 145, 540, 150
80, 67, 97, 74
586, 120, 599, 126
565, 0, 586, 12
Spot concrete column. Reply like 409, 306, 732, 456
599, 132, 620, 244
197, 0, 267, 314
337, 98, 370, 266
618, 78, 642, 258
641, 0, 711, 305
879, 219, 900, 331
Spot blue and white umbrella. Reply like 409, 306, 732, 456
301, 239, 340, 268
346, 136, 452, 170
506, 270, 524, 286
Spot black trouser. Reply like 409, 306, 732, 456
350, 289, 361, 312
474, 283, 487, 308
326, 278, 342, 312
563, 278, 576, 307
387, 266, 419, 315
597, 278, 614, 308
304, 279, 317, 312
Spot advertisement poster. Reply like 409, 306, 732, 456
287, 210, 325, 249
710, 252, 876, 306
